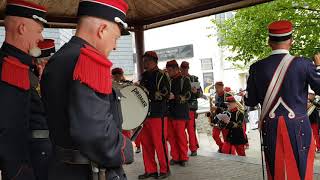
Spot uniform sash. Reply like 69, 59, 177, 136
259, 54, 295, 126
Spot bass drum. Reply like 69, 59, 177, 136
119, 85, 149, 130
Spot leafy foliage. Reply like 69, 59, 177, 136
213, 0, 320, 69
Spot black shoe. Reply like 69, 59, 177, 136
179, 161, 187, 167
170, 159, 178, 165
157, 172, 170, 179
136, 147, 141, 153
217, 149, 222, 153
190, 151, 197, 156
138, 173, 158, 179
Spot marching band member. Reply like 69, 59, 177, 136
245, 20, 320, 180
219, 96, 247, 156
138, 51, 171, 179
112, 67, 126, 82
29, 39, 56, 180
180, 61, 202, 156
0, 1, 47, 179
308, 92, 320, 153
211, 81, 229, 153
112, 67, 132, 138
166, 60, 191, 167
41, 0, 134, 179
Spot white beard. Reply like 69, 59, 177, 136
29, 47, 41, 57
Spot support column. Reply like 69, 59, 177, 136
134, 26, 145, 78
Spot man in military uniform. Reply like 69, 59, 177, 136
211, 81, 229, 153
180, 61, 201, 156
245, 20, 320, 180
112, 67, 131, 84
40, 0, 134, 179
166, 60, 191, 167
0, 1, 47, 179
29, 39, 55, 180
138, 51, 171, 179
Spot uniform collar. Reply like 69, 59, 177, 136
1, 42, 34, 67
271, 49, 290, 55
70, 36, 91, 47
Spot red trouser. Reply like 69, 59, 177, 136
122, 130, 131, 138
141, 117, 169, 174
222, 142, 245, 156
135, 133, 142, 148
186, 111, 199, 152
311, 123, 320, 150
168, 119, 189, 161
212, 127, 228, 150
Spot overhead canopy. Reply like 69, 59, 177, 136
0, 0, 272, 30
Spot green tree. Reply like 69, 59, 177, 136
213, 0, 320, 69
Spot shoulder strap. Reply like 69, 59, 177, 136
73, 45, 113, 94
260, 54, 295, 122
1, 56, 30, 90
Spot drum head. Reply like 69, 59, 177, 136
120, 85, 149, 130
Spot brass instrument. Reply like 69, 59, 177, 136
307, 95, 320, 116
207, 90, 246, 126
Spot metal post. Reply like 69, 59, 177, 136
134, 26, 145, 78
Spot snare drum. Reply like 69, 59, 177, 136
118, 85, 149, 130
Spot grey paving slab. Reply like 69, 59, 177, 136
124, 153, 320, 180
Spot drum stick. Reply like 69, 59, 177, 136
130, 125, 143, 141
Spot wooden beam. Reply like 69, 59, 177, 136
130, 0, 272, 28
134, 26, 145, 77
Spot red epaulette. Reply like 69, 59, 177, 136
1, 56, 30, 90
73, 45, 113, 94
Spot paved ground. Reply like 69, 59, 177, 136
125, 130, 320, 180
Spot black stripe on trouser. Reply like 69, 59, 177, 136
161, 116, 170, 173
192, 111, 199, 148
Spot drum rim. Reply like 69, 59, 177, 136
120, 85, 150, 130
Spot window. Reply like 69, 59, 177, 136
201, 58, 213, 70
203, 72, 214, 93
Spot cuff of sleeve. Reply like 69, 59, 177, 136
121, 135, 134, 165
316, 65, 320, 70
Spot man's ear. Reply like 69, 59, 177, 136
18, 23, 26, 35
97, 23, 108, 39
290, 38, 294, 45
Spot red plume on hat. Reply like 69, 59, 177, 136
166, 60, 179, 68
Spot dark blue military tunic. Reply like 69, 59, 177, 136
168, 75, 191, 120
140, 68, 170, 118
0, 42, 35, 180
245, 50, 320, 180
29, 71, 52, 180
41, 36, 133, 180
